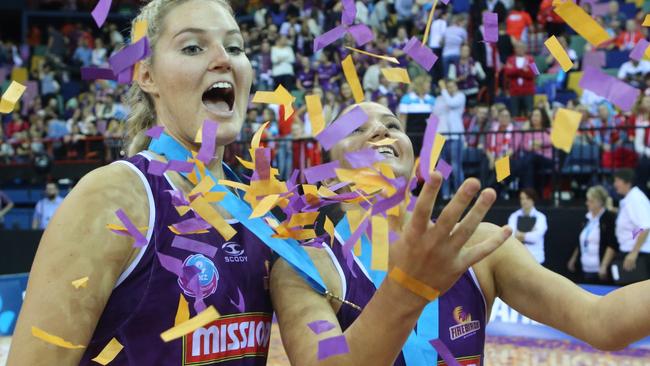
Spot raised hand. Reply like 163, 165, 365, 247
389, 172, 511, 297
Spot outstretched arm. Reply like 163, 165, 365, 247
488, 230, 650, 351
271, 176, 510, 366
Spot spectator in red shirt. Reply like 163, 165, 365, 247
615, 20, 644, 51
6, 112, 29, 139
506, 1, 533, 41
504, 41, 536, 117
537, 0, 564, 36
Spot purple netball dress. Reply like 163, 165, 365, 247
79, 152, 273, 366
325, 232, 486, 366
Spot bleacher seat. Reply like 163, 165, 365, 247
561, 143, 600, 175
3, 208, 34, 230
61, 81, 81, 103
569, 35, 587, 59
605, 50, 629, 69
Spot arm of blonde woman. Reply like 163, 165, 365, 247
488, 231, 650, 351
598, 246, 616, 280
7, 164, 147, 366
271, 175, 511, 366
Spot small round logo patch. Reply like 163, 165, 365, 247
178, 254, 219, 298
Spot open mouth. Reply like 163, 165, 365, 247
202, 81, 235, 114
373, 145, 399, 158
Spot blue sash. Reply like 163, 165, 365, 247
148, 133, 328, 294
336, 217, 439, 365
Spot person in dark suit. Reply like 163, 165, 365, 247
568, 185, 619, 284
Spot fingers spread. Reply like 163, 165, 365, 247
433, 178, 481, 239
409, 172, 442, 235
462, 225, 511, 268
450, 188, 497, 248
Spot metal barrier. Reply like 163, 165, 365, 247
1, 126, 648, 206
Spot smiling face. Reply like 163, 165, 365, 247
329, 102, 415, 178
137, 0, 253, 148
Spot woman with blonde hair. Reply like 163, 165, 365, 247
568, 185, 619, 283
9, 1, 270, 364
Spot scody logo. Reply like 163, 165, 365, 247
222, 242, 247, 263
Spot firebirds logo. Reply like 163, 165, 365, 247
183, 313, 272, 365
449, 306, 481, 341
178, 254, 219, 299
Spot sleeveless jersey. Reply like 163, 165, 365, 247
79, 151, 273, 366
325, 234, 487, 366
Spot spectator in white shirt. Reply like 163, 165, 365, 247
613, 169, 650, 273
635, 95, 650, 196
437, 79, 466, 200
568, 186, 619, 283
427, 8, 448, 82
442, 14, 468, 78
271, 36, 296, 90
507, 188, 548, 264
617, 59, 650, 89
32, 183, 64, 230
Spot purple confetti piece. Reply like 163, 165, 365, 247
344, 148, 385, 169
372, 184, 407, 215
166, 189, 190, 207
429, 338, 461, 366
304, 161, 341, 184
115, 208, 147, 247
341, 0, 356, 25
318, 335, 350, 360
633, 228, 648, 240
341, 216, 370, 254
347, 24, 374, 47
80, 66, 116, 81
579, 66, 640, 112
630, 39, 650, 61
483, 12, 499, 43
530, 62, 540, 76
156, 251, 184, 277
171, 235, 218, 258
308, 320, 336, 334
116, 66, 133, 84
389, 230, 399, 243
419, 114, 440, 182
145, 125, 165, 139
147, 160, 168, 176
229, 287, 246, 313
167, 160, 195, 173
402, 37, 437, 71
316, 106, 369, 150
91, 0, 112, 28
328, 181, 352, 192
196, 119, 219, 165
172, 217, 211, 234
109, 37, 149, 74
436, 159, 452, 180
314, 25, 347, 53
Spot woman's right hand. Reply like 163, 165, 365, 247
389, 173, 511, 299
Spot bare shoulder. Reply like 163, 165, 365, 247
271, 246, 343, 300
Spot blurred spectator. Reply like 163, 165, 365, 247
580, 90, 607, 117
442, 15, 468, 78
72, 37, 92, 67
544, 35, 579, 73
32, 182, 64, 230
615, 20, 644, 51
316, 51, 341, 93
271, 35, 296, 90
505, 1, 533, 41
91, 37, 108, 67
427, 8, 448, 83
38, 63, 60, 101
603, 1, 626, 31
399, 74, 435, 155
635, 95, 650, 196
618, 59, 650, 89
508, 188, 548, 264
504, 41, 535, 117
437, 79, 466, 200
0, 189, 14, 229
449, 44, 486, 106
593, 104, 636, 169
519, 108, 552, 195
6, 112, 29, 140
568, 185, 619, 283
486, 108, 520, 185
613, 169, 650, 275
537, 0, 564, 36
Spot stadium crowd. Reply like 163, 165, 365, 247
0, 0, 650, 200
